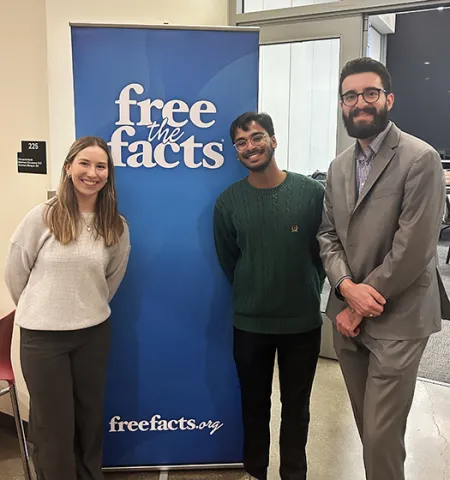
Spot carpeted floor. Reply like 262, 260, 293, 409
436, 232, 450, 293
418, 319, 450, 384
418, 235, 450, 384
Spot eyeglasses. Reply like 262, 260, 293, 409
341, 88, 388, 107
234, 133, 267, 152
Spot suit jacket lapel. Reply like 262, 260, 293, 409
344, 149, 357, 215
353, 124, 401, 212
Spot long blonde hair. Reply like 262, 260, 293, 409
45, 136, 124, 246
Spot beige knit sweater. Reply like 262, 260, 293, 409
5, 203, 130, 331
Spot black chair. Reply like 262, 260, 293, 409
440, 195, 450, 263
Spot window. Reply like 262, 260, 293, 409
244, 0, 340, 13
259, 38, 340, 174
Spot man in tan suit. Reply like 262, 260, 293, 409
318, 57, 449, 480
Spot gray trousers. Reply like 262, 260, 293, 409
20, 320, 110, 480
333, 326, 428, 480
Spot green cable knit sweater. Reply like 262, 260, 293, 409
213, 171, 325, 334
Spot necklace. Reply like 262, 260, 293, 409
80, 216, 93, 232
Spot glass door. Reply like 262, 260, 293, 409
258, 15, 364, 166
240, 14, 365, 358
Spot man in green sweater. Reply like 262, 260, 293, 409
213, 112, 325, 480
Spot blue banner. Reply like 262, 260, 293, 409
71, 26, 259, 467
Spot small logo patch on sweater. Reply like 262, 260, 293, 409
291, 225, 299, 233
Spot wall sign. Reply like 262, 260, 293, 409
18, 141, 47, 174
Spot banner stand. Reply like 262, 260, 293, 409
103, 462, 243, 472
71, 24, 259, 472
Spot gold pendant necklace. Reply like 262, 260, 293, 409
81, 216, 93, 232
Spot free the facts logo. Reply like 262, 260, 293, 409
109, 83, 225, 169
109, 415, 224, 436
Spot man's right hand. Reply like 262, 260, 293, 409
339, 279, 386, 317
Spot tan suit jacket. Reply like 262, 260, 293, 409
318, 123, 450, 340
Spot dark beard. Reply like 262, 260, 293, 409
343, 105, 389, 139
243, 145, 274, 172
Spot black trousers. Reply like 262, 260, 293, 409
233, 326, 321, 480
20, 320, 110, 480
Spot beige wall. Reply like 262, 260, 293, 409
0, 0, 50, 418
1, 0, 229, 417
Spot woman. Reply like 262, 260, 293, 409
5, 136, 130, 480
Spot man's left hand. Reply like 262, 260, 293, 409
336, 307, 363, 337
